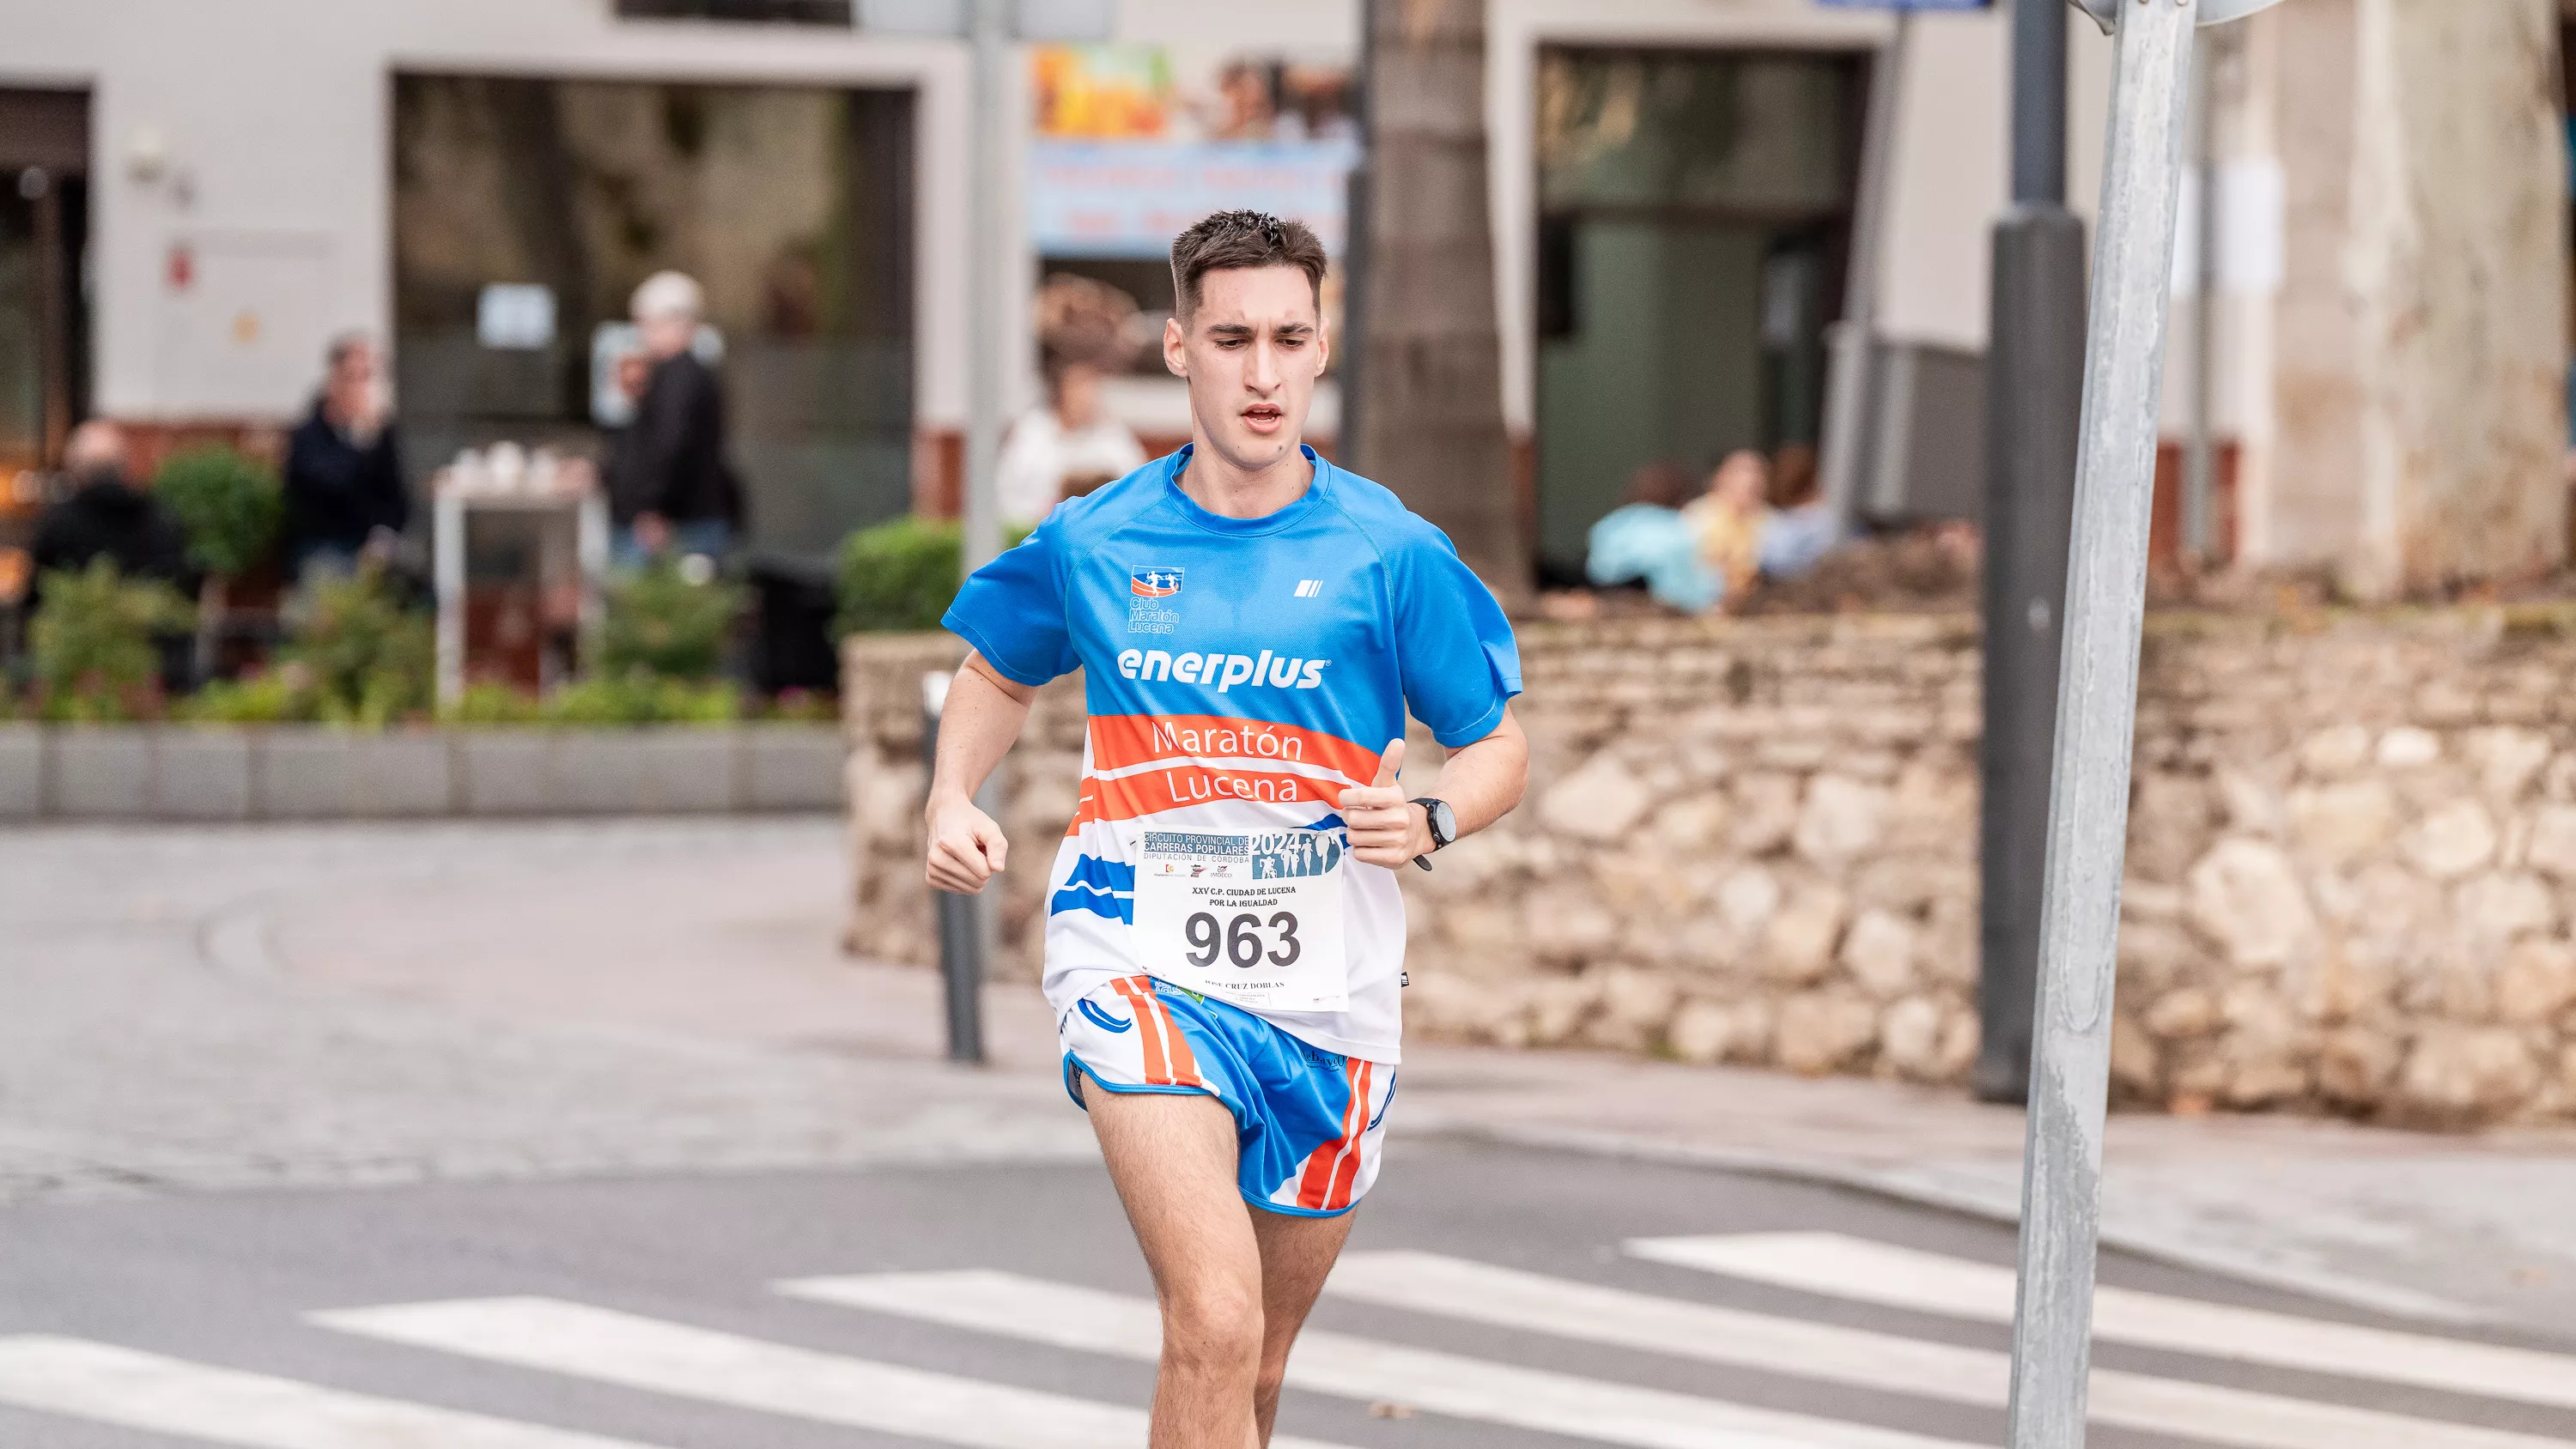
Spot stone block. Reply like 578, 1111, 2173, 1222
744, 727, 846, 812
263, 731, 453, 818
0, 725, 39, 821
456, 732, 554, 815
152, 729, 252, 821
48, 729, 151, 817
548, 731, 737, 814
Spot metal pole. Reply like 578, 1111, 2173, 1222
921, 670, 989, 1065
2183, 31, 2222, 563
1975, 0, 2087, 1106
2004, 1, 2200, 1444
963, 0, 1009, 577
1817, 9, 1912, 530
1339, 0, 1376, 473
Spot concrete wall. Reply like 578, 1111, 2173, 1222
0, 723, 845, 820
847, 611, 2576, 1128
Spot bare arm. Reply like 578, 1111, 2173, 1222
1338, 705, 1529, 870
923, 652, 1039, 894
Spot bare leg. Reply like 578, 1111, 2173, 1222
1249, 1207, 1358, 1446
1084, 1080, 1264, 1449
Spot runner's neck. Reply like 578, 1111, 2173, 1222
1177, 440, 1315, 520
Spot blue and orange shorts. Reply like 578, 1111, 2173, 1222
1060, 975, 1397, 1217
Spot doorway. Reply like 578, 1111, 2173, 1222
391, 76, 916, 563
1532, 48, 1863, 583
0, 88, 91, 488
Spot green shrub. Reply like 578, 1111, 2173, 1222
440, 682, 545, 725
601, 560, 743, 681
835, 518, 1031, 635
542, 675, 739, 725
178, 670, 313, 724
154, 446, 282, 579
287, 567, 433, 727
28, 561, 194, 722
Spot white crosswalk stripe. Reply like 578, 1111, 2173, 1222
314, 1294, 1360, 1449
0, 1335, 666, 1449
1629, 1232, 2576, 1415
1326, 1250, 2576, 1449
781, 1269, 1982, 1449
7, 1241, 2575, 1449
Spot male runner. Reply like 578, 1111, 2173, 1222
923, 209, 1529, 1447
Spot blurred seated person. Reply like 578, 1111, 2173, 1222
31, 421, 194, 603
283, 333, 408, 583
1683, 449, 1841, 606
613, 270, 743, 567
996, 273, 1148, 526
1585, 461, 1720, 613
995, 355, 1145, 525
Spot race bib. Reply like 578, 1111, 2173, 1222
1131, 827, 1350, 1012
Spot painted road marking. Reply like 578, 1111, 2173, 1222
315, 1294, 1355, 1449
782, 1269, 1979, 1449
1630, 1232, 2576, 1415
1331, 1250, 2576, 1449
0, 1335, 663, 1449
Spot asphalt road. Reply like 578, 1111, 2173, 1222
7, 1139, 2576, 1449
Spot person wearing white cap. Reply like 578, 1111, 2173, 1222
610, 270, 743, 565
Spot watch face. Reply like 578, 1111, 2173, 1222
1428, 799, 1457, 844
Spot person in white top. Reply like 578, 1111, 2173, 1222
994, 355, 1148, 526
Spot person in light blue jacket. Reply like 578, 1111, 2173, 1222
1586, 461, 1721, 612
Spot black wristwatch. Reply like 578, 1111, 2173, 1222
1411, 797, 1456, 871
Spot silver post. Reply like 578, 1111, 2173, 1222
2003, 0, 2200, 1444
2183, 30, 2221, 563
963, 0, 1010, 578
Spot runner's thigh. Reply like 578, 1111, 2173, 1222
1084, 1082, 1258, 1288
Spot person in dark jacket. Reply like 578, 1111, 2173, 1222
612, 271, 743, 565
282, 333, 408, 582
31, 421, 194, 597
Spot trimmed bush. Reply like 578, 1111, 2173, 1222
29, 560, 194, 722
601, 560, 743, 682
835, 516, 1030, 635
289, 567, 434, 726
153, 446, 281, 579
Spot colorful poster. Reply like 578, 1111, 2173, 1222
1030, 44, 1358, 260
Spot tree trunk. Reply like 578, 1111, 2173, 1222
1352, 0, 1529, 605
2343, 0, 2568, 594
194, 573, 228, 687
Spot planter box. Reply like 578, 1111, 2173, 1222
0, 724, 842, 821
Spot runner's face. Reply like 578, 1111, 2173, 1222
1165, 264, 1327, 474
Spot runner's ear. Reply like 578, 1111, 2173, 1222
1372, 739, 1405, 789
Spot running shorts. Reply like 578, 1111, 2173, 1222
1060, 975, 1397, 1217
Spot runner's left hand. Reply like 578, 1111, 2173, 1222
1340, 739, 1431, 868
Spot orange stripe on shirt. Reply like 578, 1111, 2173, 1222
1070, 763, 1339, 830
1089, 714, 1381, 785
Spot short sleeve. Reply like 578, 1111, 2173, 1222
942, 520, 1077, 687
1391, 526, 1523, 748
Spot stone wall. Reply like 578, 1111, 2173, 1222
844, 606, 2576, 1126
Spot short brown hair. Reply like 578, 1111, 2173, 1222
1169, 209, 1327, 324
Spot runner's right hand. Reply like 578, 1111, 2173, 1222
926, 793, 1009, 894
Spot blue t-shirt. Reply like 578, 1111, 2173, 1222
943, 444, 1521, 1062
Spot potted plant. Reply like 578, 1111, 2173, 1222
153, 445, 282, 681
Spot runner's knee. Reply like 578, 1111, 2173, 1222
1159, 1279, 1264, 1370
